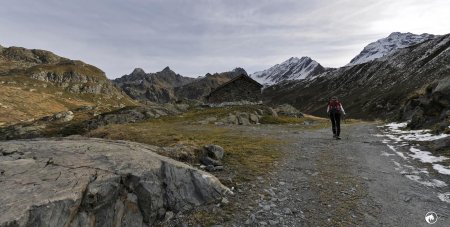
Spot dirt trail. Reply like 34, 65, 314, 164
228, 123, 450, 227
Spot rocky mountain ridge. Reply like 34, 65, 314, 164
347, 32, 435, 66
113, 67, 248, 103
113, 66, 195, 103
251, 57, 326, 85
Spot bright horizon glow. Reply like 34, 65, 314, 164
0, 0, 449, 78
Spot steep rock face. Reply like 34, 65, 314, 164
264, 34, 450, 121
174, 68, 247, 101
0, 46, 125, 97
347, 32, 435, 66
0, 137, 231, 226
251, 57, 326, 85
113, 67, 195, 103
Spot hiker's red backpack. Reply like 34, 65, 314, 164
329, 100, 342, 113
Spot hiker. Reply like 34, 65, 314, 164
327, 97, 346, 140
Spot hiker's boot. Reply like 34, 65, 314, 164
336, 136, 341, 140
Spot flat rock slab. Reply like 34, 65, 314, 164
0, 136, 231, 227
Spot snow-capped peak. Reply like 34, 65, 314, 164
347, 32, 434, 66
251, 57, 325, 85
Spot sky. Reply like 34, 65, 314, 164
1, 0, 449, 78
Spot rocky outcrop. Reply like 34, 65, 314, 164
85, 103, 189, 130
399, 77, 450, 131
274, 104, 304, 118
0, 104, 189, 141
0, 137, 231, 226
41, 111, 74, 122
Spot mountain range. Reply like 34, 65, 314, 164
263, 33, 450, 128
1, 31, 447, 130
251, 32, 436, 85
113, 67, 247, 103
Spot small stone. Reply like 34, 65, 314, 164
221, 197, 229, 204
205, 165, 215, 172
283, 208, 292, 215
163, 211, 174, 222
263, 205, 271, 211
259, 221, 268, 226
268, 220, 279, 225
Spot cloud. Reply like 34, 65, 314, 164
0, 0, 449, 78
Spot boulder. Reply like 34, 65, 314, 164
249, 114, 260, 124
0, 137, 231, 226
44, 111, 74, 122
274, 104, 304, 117
268, 107, 278, 117
237, 112, 250, 125
199, 156, 223, 167
204, 144, 225, 160
228, 114, 238, 124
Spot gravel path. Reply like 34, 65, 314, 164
227, 123, 450, 227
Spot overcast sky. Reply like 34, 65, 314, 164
1, 0, 449, 78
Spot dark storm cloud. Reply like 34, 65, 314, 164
1, 0, 448, 78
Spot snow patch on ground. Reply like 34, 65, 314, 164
381, 122, 449, 142
438, 192, 450, 203
404, 175, 447, 187
380, 151, 395, 157
387, 144, 408, 160
379, 122, 450, 191
409, 147, 449, 163
433, 164, 450, 175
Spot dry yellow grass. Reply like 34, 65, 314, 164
0, 76, 136, 126
0, 85, 91, 124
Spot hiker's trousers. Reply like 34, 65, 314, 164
329, 111, 341, 136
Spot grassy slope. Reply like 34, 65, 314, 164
0, 76, 136, 125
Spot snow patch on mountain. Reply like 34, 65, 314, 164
347, 32, 434, 66
251, 57, 325, 85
